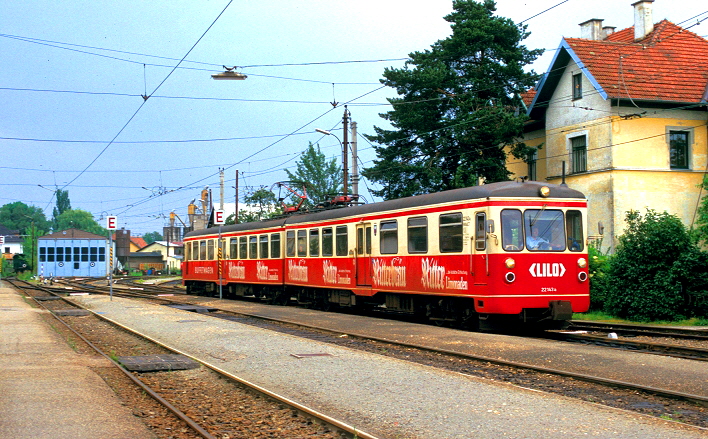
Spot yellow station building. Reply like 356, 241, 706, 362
507, 1, 708, 252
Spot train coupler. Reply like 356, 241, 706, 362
549, 300, 573, 320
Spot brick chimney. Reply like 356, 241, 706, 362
579, 18, 604, 40
633, 0, 654, 41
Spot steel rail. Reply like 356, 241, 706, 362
7, 279, 217, 439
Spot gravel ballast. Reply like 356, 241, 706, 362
73, 295, 707, 439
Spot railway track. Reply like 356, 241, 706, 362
8, 279, 378, 439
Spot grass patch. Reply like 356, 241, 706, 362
574, 312, 708, 327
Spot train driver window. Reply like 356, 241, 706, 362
239, 237, 247, 259
286, 231, 295, 257
309, 229, 319, 257
524, 209, 565, 251
270, 233, 281, 258
380, 220, 398, 254
439, 213, 463, 252
566, 210, 584, 252
407, 217, 427, 253
501, 210, 523, 251
336, 226, 348, 256
322, 228, 333, 257
259, 235, 269, 259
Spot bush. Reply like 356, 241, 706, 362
604, 209, 708, 321
588, 241, 611, 311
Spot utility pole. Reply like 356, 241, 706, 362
235, 169, 239, 224
351, 121, 358, 199
342, 106, 349, 197
219, 168, 225, 211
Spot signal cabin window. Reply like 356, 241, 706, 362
297, 230, 307, 257
407, 217, 428, 253
99, 247, 105, 262
47, 247, 55, 262
380, 221, 398, 254
199, 241, 207, 260
335, 226, 348, 256
39, 247, 46, 262
501, 210, 524, 251
439, 213, 463, 253
56, 247, 63, 262
259, 235, 269, 258
286, 231, 295, 257
270, 233, 281, 258
229, 238, 237, 260
65, 247, 72, 262
207, 240, 215, 260
90, 247, 98, 262
239, 237, 247, 259
74, 247, 80, 261
322, 227, 333, 257
309, 229, 319, 257
524, 209, 565, 251
249, 236, 258, 259
81, 247, 89, 262
475, 213, 486, 251
669, 130, 689, 169
566, 210, 584, 252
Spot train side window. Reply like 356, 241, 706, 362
259, 235, 269, 258
237, 237, 246, 259
207, 240, 215, 260
296, 230, 307, 257
199, 241, 207, 260
407, 217, 428, 253
475, 213, 486, 251
336, 226, 348, 256
501, 210, 524, 251
439, 213, 463, 252
190, 242, 197, 261
249, 236, 258, 259
229, 238, 237, 259
380, 220, 398, 254
566, 210, 584, 252
322, 228, 333, 257
270, 233, 281, 258
286, 231, 295, 257
309, 229, 319, 257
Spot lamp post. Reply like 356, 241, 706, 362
315, 128, 348, 197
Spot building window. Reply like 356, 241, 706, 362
571, 135, 587, 173
527, 149, 538, 181
669, 131, 689, 169
572, 73, 582, 100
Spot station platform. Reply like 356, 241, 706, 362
0, 282, 153, 439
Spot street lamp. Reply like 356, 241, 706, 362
211, 66, 247, 80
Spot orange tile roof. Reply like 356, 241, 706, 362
130, 237, 148, 249
565, 20, 708, 103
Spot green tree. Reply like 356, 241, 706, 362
52, 189, 72, 231
604, 209, 708, 321
238, 187, 281, 223
363, 0, 541, 199
54, 209, 108, 236
284, 142, 342, 208
0, 201, 51, 233
143, 231, 163, 244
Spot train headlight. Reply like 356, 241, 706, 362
577, 258, 587, 268
539, 186, 550, 197
505, 258, 516, 269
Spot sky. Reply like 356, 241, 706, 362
2, 0, 706, 236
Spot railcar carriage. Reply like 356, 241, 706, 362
182, 181, 590, 330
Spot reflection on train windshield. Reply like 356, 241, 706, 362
501, 209, 584, 252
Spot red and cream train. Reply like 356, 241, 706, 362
182, 181, 590, 329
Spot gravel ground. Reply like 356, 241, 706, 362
68, 294, 708, 439
35, 299, 343, 439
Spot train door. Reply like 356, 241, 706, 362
356, 223, 372, 286
472, 212, 488, 286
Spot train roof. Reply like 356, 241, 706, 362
184, 181, 585, 238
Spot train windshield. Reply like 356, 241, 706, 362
501, 209, 584, 252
